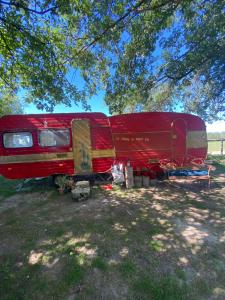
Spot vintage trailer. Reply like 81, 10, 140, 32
110, 112, 207, 176
0, 113, 115, 179
0, 112, 207, 180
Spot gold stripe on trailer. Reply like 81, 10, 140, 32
0, 152, 74, 164
0, 148, 115, 165
91, 148, 115, 158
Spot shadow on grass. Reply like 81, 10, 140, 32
0, 176, 54, 201
0, 174, 225, 299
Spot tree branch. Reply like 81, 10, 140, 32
78, 0, 179, 54
166, 68, 195, 81
0, 72, 14, 89
135, 0, 179, 13
165, 45, 223, 81
78, 0, 149, 53
0, 0, 57, 15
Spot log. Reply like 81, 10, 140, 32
142, 176, 150, 188
125, 166, 134, 188
134, 176, 142, 188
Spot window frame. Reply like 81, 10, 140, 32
38, 128, 71, 147
3, 131, 33, 149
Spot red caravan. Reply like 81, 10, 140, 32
0, 112, 207, 180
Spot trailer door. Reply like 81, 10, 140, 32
171, 118, 187, 165
72, 119, 93, 174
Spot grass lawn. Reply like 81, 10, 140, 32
0, 160, 225, 300
208, 141, 224, 154
0, 176, 22, 199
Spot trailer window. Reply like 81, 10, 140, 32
39, 129, 70, 147
3, 132, 33, 148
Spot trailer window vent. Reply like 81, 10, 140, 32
3, 132, 33, 148
39, 129, 70, 147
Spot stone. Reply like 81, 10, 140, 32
71, 181, 90, 201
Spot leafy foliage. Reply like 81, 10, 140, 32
105, 0, 225, 121
0, 0, 224, 120
0, 86, 23, 116
0, 0, 88, 112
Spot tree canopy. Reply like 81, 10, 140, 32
0, 0, 224, 121
0, 86, 23, 116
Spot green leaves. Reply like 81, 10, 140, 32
0, 87, 23, 116
0, 0, 224, 120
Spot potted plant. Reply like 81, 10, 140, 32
54, 175, 68, 195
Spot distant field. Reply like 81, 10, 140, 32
208, 141, 223, 154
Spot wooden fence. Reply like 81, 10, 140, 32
207, 139, 225, 155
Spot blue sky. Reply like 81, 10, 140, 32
24, 91, 109, 115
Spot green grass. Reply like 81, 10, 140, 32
118, 259, 136, 277
0, 178, 225, 299
149, 240, 164, 252
0, 176, 22, 199
207, 155, 225, 175
91, 257, 108, 271
133, 275, 188, 300
208, 141, 222, 153
0, 256, 45, 300
207, 154, 225, 163
175, 269, 187, 281
63, 255, 85, 286
0, 176, 54, 201
0, 255, 85, 300
188, 200, 208, 210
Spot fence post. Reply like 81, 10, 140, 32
208, 138, 224, 156
221, 139, 224, 156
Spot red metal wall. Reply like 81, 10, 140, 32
109, 112, 207, 170
0, 113, 114, 179
0, 112, 207, 179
